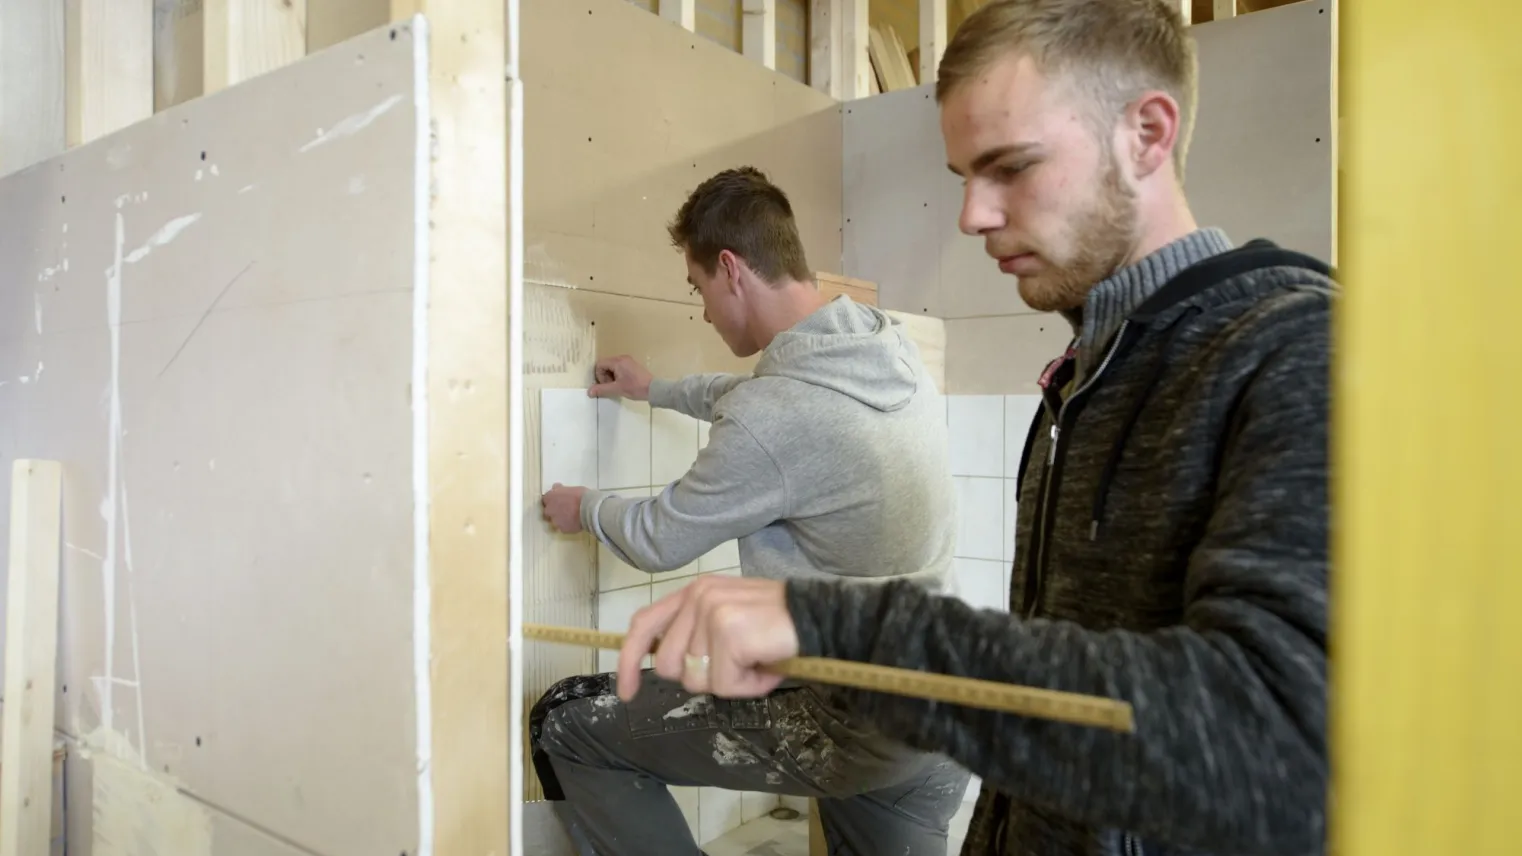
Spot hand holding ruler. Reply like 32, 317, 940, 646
524, 623, 1135, 734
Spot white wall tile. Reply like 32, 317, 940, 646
672, 785, 702, 840
652, 408, 701, 485
954, 477, 1004, 561
1004, 394, 1043, 479
948, 395, 1004, 477
651, 574, 694, 602
540, 388, 598, 491
700, 788, 745, 844
597, 398, 652, 490
699, 539, 741, 572
596, 585, 651, 672
779, 795, 809, 813
698, 418, 712, 449
953, 558, 1008, 612
1002, 478, 1019, 562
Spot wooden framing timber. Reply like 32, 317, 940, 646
203, 0, 307, 93
391, 1, 513, 853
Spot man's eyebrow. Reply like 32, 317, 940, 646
948, 143, 1041, 177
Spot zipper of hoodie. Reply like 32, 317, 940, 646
1021, 320, 1131, 619
1122, 832, 1143, 856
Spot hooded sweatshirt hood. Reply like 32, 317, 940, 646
753, 296, 920, 412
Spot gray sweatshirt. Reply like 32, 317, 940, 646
786, 230, 1335, 856
579, 294, 955, 592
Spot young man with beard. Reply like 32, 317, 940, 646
613, 1, 1335, 855
534, 167, 969, 855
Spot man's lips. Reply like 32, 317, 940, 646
996, 252, 1041, 276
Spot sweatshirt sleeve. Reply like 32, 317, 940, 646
785, 309, 1329, 855
648, 374, 751, 422
580, 414, 787, 572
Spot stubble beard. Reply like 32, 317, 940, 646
1017, 153, 1141, 314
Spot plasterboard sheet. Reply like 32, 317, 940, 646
523, 0, 842, 305
1188, 0, 1333, 262
0, 22, 423, 856
944, 315, 1073, 395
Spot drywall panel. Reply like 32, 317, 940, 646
523, 0, 842, 305
0, 23, 423, 856
1187, 0, 1333, 262
944, 315, 1072, 395
842, 85, 1031, 320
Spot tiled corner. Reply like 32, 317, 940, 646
741, 791, 779, 823
597, 397, 653, 490
952, 558, 1008, 612
954, 476, 1004, 561
700, 788, 745, 844
652, 408, 701, 485
948, 394, 1004, 477
1004, 394, 1042, 479
540, 388, 598, 491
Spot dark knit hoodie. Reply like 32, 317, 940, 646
786, 229, 1334, 856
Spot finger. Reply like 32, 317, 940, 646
616, 589, 686, 701
652, 585, 702, 685
681, 584, 714, 696
587, 382, 615, 398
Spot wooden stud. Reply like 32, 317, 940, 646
0, 0, 66, 174
842, 0, 870, 99
918, 0, 945, 85
65, 0, 153, 147
1179, 0, 1192, 25
1332, 0, 1522, 854
0, 460, 64, 856
743, 0, 777, 70
1212, 0, 1236, 19
660, 0, 695, 31
808, 0, 842, 99
204, 0, 307, 93
389, 1, 512, 854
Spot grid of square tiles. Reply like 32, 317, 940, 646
943, 394, 1043, 616
539, 388, 766, 843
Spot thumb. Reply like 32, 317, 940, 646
588, 383, 616, 398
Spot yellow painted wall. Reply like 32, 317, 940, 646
1332, 0, 1522, 853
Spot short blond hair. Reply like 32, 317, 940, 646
935, 0, 1199, 178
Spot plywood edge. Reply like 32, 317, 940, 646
815, 271, 878, 306
407, 2, 511, 854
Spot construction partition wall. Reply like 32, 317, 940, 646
518, 0, 842, 842
842, 0, 1337, 394
0, 7, 512, 856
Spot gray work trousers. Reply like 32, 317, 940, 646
531, 669, 970, 856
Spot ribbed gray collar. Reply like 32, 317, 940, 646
1064, 227, 1234, 381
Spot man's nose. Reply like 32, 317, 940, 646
959, 181, 1005, 236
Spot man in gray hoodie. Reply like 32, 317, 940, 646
533, 166, 968, 855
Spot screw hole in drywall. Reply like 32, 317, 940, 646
196, 736, 202, 747
390, 28, 398, 39
60, 195, 66, 203
62, 685, 67, 693
588, 137, 593, 142
200, 151, 207, 161
1315, 137, 1322, 142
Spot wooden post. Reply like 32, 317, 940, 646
841, 0, 870, 99
743, 0, 777, 70
809, 804, 827, 856
660, 0, 695, 31
918, 0, 945, 86
1332, 0, 1522, 854
204, 0, 307, 93
65, 0, 153, 147
0, 460, 64, 856
0, 0, 66, 174
809, 0, 842, 98
1212, 0, 1236, 19
389, 1, 512, 854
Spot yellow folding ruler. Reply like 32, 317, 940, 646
524, 623, 1135, 734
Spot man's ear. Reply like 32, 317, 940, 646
1127, 90, 1181, 179
716, 249, 745, 294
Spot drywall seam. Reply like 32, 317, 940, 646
410, 16, 435, 856
508, 0, 527, 851
101, 211, 125, 736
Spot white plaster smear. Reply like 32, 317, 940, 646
126, 213, 202, 264
300, 94, 404, 153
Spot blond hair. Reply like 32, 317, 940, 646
935, 0, 1199, 178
